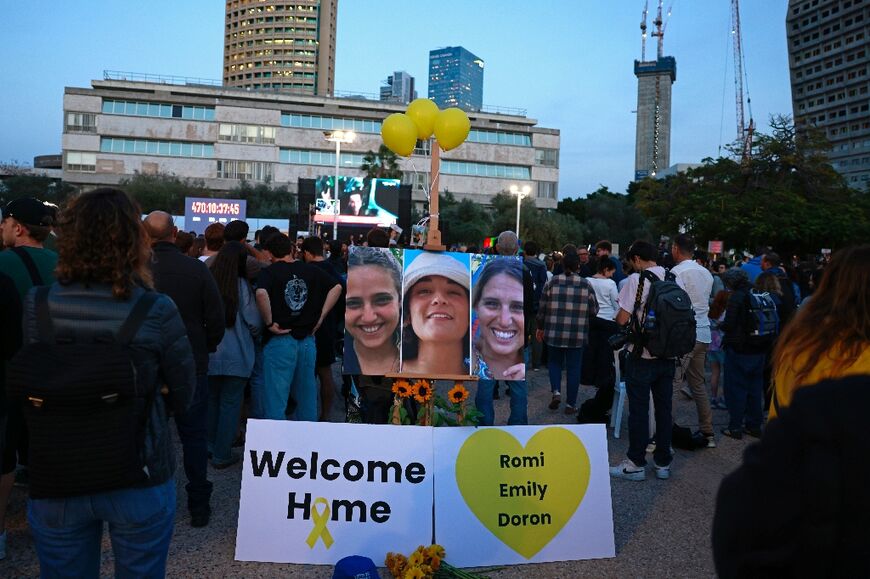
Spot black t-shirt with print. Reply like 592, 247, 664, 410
257, 260, 338, 339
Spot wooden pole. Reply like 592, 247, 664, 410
424, 140, 445, 250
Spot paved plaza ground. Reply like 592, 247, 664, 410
1, 364, 743, 578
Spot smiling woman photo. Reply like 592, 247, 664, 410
343, 246, 403, 375
472, 257, 525, 381
400, 251, 471, 375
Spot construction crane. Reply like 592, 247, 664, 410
731, 0, 755, 162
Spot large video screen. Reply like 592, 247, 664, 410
314, 177, 400, 226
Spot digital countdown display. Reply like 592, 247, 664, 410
183, 197, 247, 234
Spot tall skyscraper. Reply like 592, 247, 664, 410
223, 0, 337, 96
634, 57, 676, 180
787, 0, 870, 190
428, 47, 484, 112
380, 71, 417, 104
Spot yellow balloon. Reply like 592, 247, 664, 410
406, 98, 439, 140
434, 108, 471, 151
381, 113, 418, 157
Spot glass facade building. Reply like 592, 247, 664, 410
428, 46, 484, 112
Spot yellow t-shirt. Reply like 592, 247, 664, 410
770, 344, 870, 418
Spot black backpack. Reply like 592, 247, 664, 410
635, 270, 697, 359
744, 290, 780, 347
6, 288, 159, 499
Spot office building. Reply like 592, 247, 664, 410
61, 76, 560, 213
380, 71, 417, 105
223, 0, 338, 96
787, 0, 870, 190
428, 47, 484, 112
634, 56, 676, 180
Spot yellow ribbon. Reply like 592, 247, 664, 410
305, 497, 334, 549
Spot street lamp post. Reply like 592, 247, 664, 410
323, 130, 356, 241
509, 184, 531, 238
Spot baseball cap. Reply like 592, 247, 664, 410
404, 252, 469, 292
1, 197, 54, 227
332, 555, 380, 579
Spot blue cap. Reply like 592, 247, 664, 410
332, 555, 380, 579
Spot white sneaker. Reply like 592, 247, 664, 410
609, 459, 646, 481
0, 530, 6, 560
654, 462, 671, 480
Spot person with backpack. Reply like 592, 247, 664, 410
610, 241, 695, 481
719, 268, 774, 439
0, 196, 57, 559
760, 252, 797, 326
6, 188, 196, 577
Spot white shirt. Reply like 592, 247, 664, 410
671, 259, 714, 343
587, 277, 619, 321
617, 266, 686, 359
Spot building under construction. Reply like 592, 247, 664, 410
634, 2, 676, 180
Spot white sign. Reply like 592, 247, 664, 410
235, 420, 434, 564
433, 425, 615, 566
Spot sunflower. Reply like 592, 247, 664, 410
408, 550, 424, 567
392, 379, 412, 398
426, 544, 446, 560
412, 380, 433, 404
448, 383, 469, 404
403, 567, 425, 579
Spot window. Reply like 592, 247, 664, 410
65, 112, 96, 133
535, 148, 559, 167
441, 160, 530, 180
279, 148, 366, 167
66, 151, 96, 172
537, 181, 557, 200
102, 99, 215, 121
100, 138, 214, 158
281, 113, 381, 134
216, 160, 273, 181
218, 124, 276, 144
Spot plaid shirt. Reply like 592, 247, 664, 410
536, 272, 599, 349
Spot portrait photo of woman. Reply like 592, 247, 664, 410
400, 250, 471, 376
472, 256, 525, 381
343, 246, 403, 375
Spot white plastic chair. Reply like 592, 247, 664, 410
610, 349, 655, 439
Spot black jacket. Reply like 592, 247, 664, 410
22, 283, 196, 486
713, 374, 870, 578
150, 242, 225, 375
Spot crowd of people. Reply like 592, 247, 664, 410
0, 188, 868, 576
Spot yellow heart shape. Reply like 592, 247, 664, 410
455, 428, 591, 559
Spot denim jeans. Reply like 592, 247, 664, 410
207, 375, 247, 465
262, 334, 317, 421
475, 380, 528, 426
625, 356, 675, 467
173, 374, 212, 514
28, 478, 175, 578
547, 346, 583, 407
724, 348, 766, 431
249, 342, 265, 419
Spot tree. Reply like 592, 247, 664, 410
634, 116, 870, 255
0, 175, 77, 208
360, 145, 402, 180
557, 186, 653, 248
440, 193, 493, 246
231, 180, 296, 218
490, 192, 587, 251
119, 172, 212, 214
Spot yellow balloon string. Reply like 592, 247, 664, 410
305, 497, 334, 549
